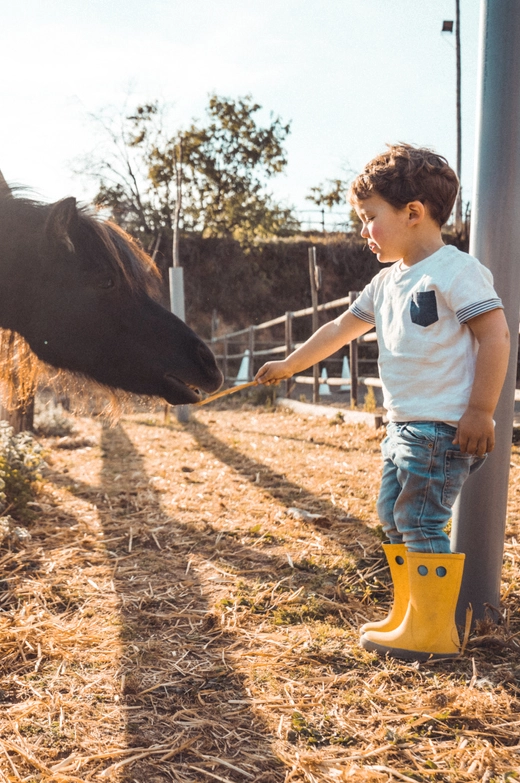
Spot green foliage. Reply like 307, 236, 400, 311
0, 423, 46, 519
150, 95, 296, 240
34, 402, 76, 438
272, 596, 334, 626
80, 94, 298, 247
288, 710, 357, 747
249, 384, 277, 407
306, 178, 349, 210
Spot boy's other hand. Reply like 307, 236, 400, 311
255, 360, 292, 386
453, 407, 495, 457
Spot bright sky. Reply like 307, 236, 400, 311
1, 0, 480, 222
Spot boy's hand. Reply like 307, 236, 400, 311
255, 360, 292, 386
453, 407, 495, 457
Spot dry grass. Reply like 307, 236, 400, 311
0, 402, 519, 782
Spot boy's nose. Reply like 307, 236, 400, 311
361, 225, 369, 238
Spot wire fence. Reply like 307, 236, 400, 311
295, 208, 351, 233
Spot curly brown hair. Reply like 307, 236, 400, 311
349, 143, 459, 227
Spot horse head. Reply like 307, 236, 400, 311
0, 192, 223, 405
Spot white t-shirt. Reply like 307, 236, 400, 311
350, 244, 503, 425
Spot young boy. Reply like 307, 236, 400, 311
255, 143, 510, 661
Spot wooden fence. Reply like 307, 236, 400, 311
209, 292, 382, 405
209, 294, 520, 410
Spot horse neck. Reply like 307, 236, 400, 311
0, 202, 39, 332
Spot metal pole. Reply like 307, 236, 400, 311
349, 292, 359, 408
308, 247, 320, 404
169, 267, 186, 323
455, 0, 463, 233
169, 139, 189, 422
452, 0, 520, 624
169, 267, 189, 422
172, 138, 183, 269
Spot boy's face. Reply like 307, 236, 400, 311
353, 193, 410, 264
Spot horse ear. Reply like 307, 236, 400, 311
46, 197, 78, 253
0, 170, 12, 199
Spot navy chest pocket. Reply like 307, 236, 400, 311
410, 290, 439, 327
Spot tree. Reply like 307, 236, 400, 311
77, 95, 298, 251
306, 178, 348, 210
305, 176, 361, 233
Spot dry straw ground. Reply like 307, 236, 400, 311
0, 400, 519, 783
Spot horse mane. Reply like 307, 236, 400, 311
0, 193, 163, 415
0, 331, 41, 411
0, 326, 128, 418
0, 192, 161, 295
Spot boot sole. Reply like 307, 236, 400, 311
360, 635, 459, 661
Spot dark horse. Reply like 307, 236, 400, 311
0, 174, 222, 409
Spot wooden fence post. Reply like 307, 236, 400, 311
248, 326, 255, 382
308, 247, 321, 404
0, 397, 34, 433
285, 311, 293, 398
349, 292, 359, 408
223, 336, 228, 384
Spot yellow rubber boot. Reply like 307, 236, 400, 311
360, 544, 409, 634
360, 551, 465, 661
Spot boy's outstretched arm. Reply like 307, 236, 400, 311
255, 310, 372, 385
455, 308, 510, 456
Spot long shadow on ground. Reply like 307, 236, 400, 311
96, 422, 287, 782
184, 417, 378, 554
27, 415, 520, 783
43, 417, 388, 780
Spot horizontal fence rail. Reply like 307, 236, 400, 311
208, 262, 520, 411
209, 292, 520, 412
209, 292, 383, 404
212, 295, 352, 341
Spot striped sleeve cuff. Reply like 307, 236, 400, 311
350, 302, 376, 326
456, 298, 503, 324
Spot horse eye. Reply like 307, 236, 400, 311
99, 277, 115, 289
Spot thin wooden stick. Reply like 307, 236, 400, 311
99, 737, 195, 777
188, 766, 236, 783
1, 740, 54, 777
194, 381, 258, 406
459, 603, 473, 656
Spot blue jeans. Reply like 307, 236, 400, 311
377, 421, 486, 554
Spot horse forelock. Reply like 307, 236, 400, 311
77, 210, 161, 296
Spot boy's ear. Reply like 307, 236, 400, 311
407, 200, 426, 225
